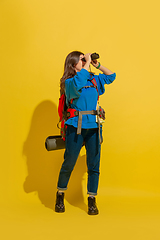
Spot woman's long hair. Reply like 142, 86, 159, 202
60, 51, 84, 94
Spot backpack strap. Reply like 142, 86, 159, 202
82, 78, 99, 101
91, 78, 97, 89
91, 78, 99, 101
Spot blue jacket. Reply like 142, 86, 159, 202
65, 68, 116, 129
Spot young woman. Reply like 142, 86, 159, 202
55, 51, 116, 215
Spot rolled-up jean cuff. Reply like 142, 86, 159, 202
87, 191, 97, 196
57, 187, 67, 191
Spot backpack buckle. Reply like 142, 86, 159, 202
66, 108, 78, 118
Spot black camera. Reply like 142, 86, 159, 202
82, 52, 99, 62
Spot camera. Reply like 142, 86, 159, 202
82, 52, 99, 62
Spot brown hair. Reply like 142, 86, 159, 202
60, 51, 84, 94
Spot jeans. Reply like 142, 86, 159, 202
57, 125, 102, 195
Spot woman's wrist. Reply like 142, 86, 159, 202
96, 62, 101, 69
91, 60, 100, 69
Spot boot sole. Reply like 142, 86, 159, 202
88, 211, 99, 215
55, 206, 65, 213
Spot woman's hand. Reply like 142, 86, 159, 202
83, 53, 92, 63
83, 53, 92, 71
91, 59, 99, 68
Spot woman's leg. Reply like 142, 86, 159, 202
57, 125, 84, 191
85, 128, 102, 196
85, 128, 102, 215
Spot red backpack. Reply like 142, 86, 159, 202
58, 92, 78, 140
57, 93, 67, 141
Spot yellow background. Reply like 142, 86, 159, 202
1, 0, 160, 239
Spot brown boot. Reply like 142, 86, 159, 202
88, 196, 99, 215
55, 191, 65, 213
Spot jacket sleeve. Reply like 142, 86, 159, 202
65, 68, 90, 104
95, 73, 116, 96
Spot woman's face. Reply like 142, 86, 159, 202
74, 54, 85, 72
